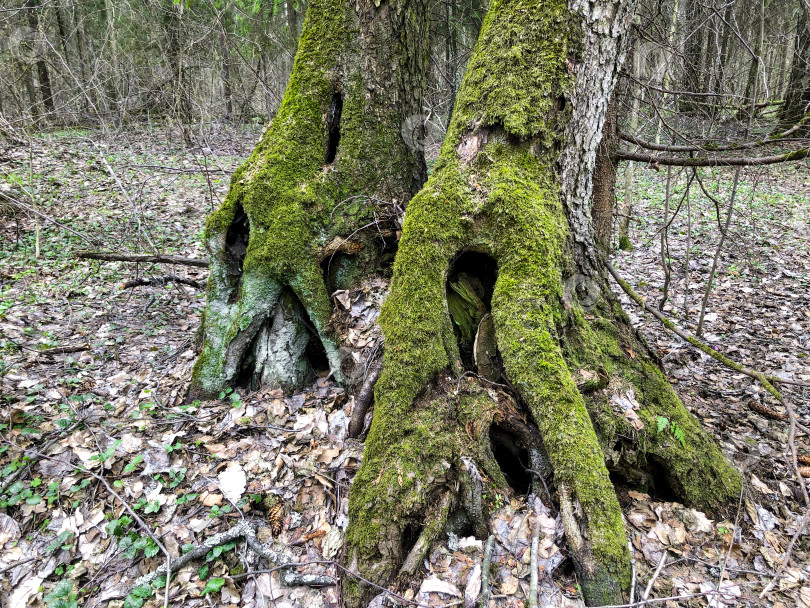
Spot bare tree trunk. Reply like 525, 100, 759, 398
25, 0, 55, 116
219, 1, 233, 122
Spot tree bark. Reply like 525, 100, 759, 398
344, 1, 741, 606
592, 95, 619, 250
190, 0, 428, 397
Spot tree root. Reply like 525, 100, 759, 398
130, 520, 335, 595
348, 357, 383, 438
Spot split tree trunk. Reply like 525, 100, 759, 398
190, 0, 428, 397
344, 0, 741, 606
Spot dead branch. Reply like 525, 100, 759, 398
606, 261, 806, 406
0, 191, 102, 247
122, 275, 203, 289
121, 164, 228, 174
36, 343, 91, 356
76, 251, 209, 268
759, 507, 810, 599
0, 425, 79, 496
618, 120, 808, 154
614, 147, 810, 167
528, 515, 541, 608
476, 535, 495, 608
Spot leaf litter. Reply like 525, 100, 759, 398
0, 130, 808, 607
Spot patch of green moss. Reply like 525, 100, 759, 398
562, 299, 742, 510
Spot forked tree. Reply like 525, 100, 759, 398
190, 0, 742, 606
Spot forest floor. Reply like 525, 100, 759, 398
0, 125, 808, 608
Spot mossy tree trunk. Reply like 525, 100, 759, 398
190, 0, 428, 397
344, 0, 741, 606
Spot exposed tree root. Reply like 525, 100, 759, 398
348, 356, 383, 438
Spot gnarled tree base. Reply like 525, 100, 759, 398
343, 0, 741, 602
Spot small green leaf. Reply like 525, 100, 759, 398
672, 424, 686, 447
144, 540, 160, 558
131, 584, 153, 598
123, 454, 143, 473
44, 579, 73, 600
201, 577, 225, 595
46, 531, 72, 554
656, 416, 669, 433
122, 594, 145, 608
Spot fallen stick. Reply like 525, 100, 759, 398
528, 518, 541, 608
0, 191, 101, 247
38, 343, 91, 355
605, 262, 808, 414
476, 535, 495, 608
759, 506, 810, 598
642, 550, 668, 603
123, 276, 202, 289
77, 251, 209, 268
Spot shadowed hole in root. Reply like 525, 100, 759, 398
325, 91, 343, 164
401, 522, 424, 557
321, 232, 399, 294
234, 290, 330, 391
225, 205, 249, 301
446, 250, 498, 373
321, 252, 356, 294
489, 424, 532, 495
608, 452, 679, 504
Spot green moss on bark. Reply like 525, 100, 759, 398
346, 0, 739, 604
